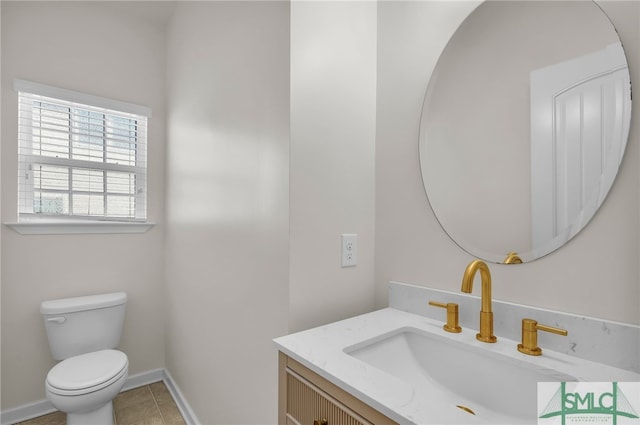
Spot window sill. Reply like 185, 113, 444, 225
4, 221, 154, 235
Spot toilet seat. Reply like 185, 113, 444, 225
46, 349, 128, 396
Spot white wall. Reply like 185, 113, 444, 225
0, 2, 167, 410
164, 2, 290, 423
289, 0, 378, 333
375, 1, 640, 325
164, 2, 377, 422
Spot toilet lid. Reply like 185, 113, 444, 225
47, 349, 128, 392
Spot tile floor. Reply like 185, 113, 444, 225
15, 381, 186, 425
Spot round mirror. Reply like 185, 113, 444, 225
419, 1, 632, 263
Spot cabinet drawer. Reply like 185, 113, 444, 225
279, 352, 398, 425
286, 367, 372, 425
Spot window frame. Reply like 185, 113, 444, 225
8, 79, 154, 234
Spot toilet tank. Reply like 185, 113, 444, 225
41, 292, 127, 360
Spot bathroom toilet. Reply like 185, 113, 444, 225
41, 292, 129, 425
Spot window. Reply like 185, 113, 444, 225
16, 80, 150, 223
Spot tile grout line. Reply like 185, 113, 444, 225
149, 385, 167, 425
112, 393, 119, 425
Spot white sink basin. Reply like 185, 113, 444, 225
345, 326, 576, 424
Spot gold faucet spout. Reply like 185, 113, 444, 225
461, 260, 492, 312
461, 260, 497, 343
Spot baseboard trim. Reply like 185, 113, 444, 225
0, 368, 200, 425
122, 368, 165, 392
161, 369, 200, 425
0, 400, 57, 425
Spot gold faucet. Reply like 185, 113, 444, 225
461, 260, 497, 343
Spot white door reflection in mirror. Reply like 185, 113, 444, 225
530, 43, 631, 258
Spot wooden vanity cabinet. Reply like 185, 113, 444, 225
279, 352, 398, 425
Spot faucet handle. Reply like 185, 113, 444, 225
429, 301, 462, 333
517, 318, 567, 356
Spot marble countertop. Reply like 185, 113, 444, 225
274, 307, 640, 425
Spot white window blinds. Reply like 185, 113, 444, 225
16, 80, 150, 222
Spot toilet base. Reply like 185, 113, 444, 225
66, 401, 113, 425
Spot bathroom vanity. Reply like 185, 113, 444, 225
274, 282, 640, 425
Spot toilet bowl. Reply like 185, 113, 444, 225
45, 350, 128, 425
41, 293, 128, 424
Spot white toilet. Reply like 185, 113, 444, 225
41, 292, 129, 425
